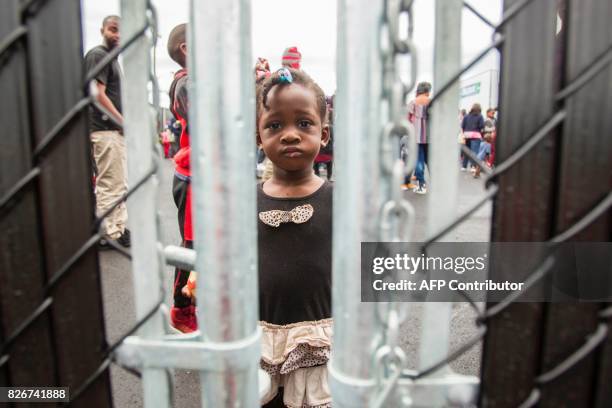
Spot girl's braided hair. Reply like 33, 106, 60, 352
256, 68, 327, 127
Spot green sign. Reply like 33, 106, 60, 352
460, 82, 481, 98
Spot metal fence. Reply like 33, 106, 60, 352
0, 0, 176, 404
1, 0, 114, 405
324, 0, 611, 406
1, 0, 611, 407
481, 1, 612, 406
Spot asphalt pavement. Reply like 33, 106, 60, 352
100, 156, 199, 407
100, 158, 491, 407
398, 167, 491, 377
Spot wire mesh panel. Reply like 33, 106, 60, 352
1, 0, 172, 404
0, 0, 112, 405
537, 123, 600, 408
0, 0, 58, 391
1, 0, 611, 406
480, 0, 559, 406
540, 0, 612, 406
481, 0, 612, 406
343, 0, 612, 406
573, 2, 612, 404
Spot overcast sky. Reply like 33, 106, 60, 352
82, 0, 501, 106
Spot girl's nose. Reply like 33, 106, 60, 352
280, 130, 300, 143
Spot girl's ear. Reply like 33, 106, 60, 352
256, 130, 262, 147
320, 124, 330, 147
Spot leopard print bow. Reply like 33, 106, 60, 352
258, 204, 314, 227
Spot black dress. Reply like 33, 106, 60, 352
258, 181, 333, 408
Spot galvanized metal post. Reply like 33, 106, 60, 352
189, 0, 260, 405
419, 0, 462, 378
330, 0, 386, 406
121, 0, 172, 406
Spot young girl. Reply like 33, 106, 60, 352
257, 68, 332, 408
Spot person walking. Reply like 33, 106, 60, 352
84, 15, 130, 248
407, 82, 432, 194
484, 108, 497, 167
461, 103, 485, 173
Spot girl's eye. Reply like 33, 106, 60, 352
267, 122, 281, 130
298, 120, 312, 128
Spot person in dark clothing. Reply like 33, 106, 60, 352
84, 15, 131, 249
461, 103, 485, 171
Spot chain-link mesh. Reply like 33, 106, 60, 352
0, 0, 170, 404
348, 0, 612, 406
388, 1, 612, 406
1, 0, 611, 406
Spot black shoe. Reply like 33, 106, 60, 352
116, 229, 131, 248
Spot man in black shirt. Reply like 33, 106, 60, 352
84, 15, 130, 248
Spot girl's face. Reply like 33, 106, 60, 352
257, 84, 329, 173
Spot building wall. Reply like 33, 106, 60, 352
459, 69, 499, 112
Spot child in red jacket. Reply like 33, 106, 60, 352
167, 23, 197, 333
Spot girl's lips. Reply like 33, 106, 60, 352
282, 148, 303, 157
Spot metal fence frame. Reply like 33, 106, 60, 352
1, 0, 611, 406
189, 0, 261, 405
121, 0, 173, 406
115, 0, 266, 406
329, 0, 386, 406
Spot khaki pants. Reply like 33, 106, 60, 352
91, 130, 128, 239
